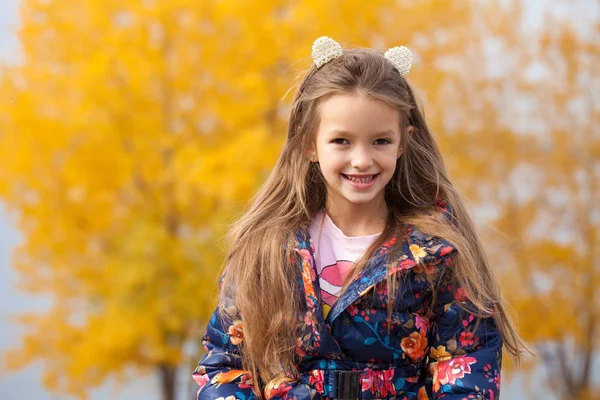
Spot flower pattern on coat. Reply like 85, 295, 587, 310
429, 354, 477, 392
400, 330, 428, 361
193, 201, 502, 399
227, 320, 244, 345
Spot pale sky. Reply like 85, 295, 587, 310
0, 1, 20, 63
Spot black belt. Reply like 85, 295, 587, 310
319, 366, 418, 399
329, 371, 362, 400
327, 370, 362, 399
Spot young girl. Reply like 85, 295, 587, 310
192, 37, 526, 400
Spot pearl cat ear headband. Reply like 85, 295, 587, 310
311, 36, 412, 77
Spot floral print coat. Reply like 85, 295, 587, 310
193, 206, 502, 400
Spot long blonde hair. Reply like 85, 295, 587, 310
221, 48, 528, 388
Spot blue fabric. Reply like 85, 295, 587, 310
193, 205, 502, 400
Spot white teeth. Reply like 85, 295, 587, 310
346, 175, 375, 183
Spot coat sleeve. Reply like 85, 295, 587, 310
424, 267, 503, 399
192, 299, 258, 400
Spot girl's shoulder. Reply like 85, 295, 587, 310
402, 199, 455, 243
386, 199, 458, 272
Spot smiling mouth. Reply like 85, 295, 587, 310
341, 173, 380, 183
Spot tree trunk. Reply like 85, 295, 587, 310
159, 363, 177, 400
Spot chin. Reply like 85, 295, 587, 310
340, 194, 381, 205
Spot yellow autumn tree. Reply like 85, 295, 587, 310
431, 1, 600, 398
0, 1, 474, 399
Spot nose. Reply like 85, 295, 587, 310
350, 146, 373, 170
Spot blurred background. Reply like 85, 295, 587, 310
0, 0, 598, 399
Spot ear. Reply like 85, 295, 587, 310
398, 126, 414, 158
307, 145, 318, 162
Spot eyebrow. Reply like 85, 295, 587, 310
328, 129, 398, 136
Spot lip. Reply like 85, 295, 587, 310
341, 173, 380, 189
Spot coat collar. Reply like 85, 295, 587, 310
294, 201, 458, 325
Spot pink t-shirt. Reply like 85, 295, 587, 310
309, 211, 381, 318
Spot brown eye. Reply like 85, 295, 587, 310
374, 139, 391, 145
332, 138, 350, 145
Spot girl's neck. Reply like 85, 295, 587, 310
325, 197, 388, 237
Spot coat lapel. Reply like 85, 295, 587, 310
324, 227, 457, 325
324, 250, 388, 325
295, 203, 458, 329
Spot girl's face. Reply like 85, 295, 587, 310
312, 92, 405, 212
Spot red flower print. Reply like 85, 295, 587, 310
239, 373, 254, 389
435, 199, 448, 213
227, 320, 244, 345
459, 331, 476, 347
304, 311, 315, 327
361, 369, 373, 392
376, 284, 388, 297
486, 366, 501, 391
308, 370, 324, 393
401, 259, 417, 269
444, 256, 454, 267
389, 258, 417, 275
295, 345, 306, 358
192, 372, 210, 389
462, 315, 474, 327
264, 376, 296, 399
400, 330, 428, 361
382, 237, 398, 248
440, 245, 455, 257
415, 315, 429, 333
455, 287, 469, 302
431, 356, 477, 392
381, 369, 396, 397
365, 369, 395, 396
347, 303, 359, 316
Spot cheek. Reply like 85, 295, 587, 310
381, 152, 400, 172
319, 152, 343, 169
322, 160, 345, 176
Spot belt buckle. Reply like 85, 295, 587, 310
336, 371, 361, 400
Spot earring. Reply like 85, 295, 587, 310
310, 154, 317, 162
